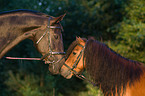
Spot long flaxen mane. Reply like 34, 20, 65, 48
84, 39, 143, 95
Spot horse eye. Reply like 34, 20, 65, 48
54, 35, 58, 39
73, 52, 76, 55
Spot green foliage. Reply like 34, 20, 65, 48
0, 0, 145, 96
78, 84, 103, 96
108, 0, 145, 63
5, 71, 55, 96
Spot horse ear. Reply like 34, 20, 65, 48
52, 13, 66, 24
76, 36, 83, 42
76, 36, 81, 41
76, 37, 86, 46
76, 36, 79, 40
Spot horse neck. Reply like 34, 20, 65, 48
84, 40, 143, 95
0, 14, 46, 58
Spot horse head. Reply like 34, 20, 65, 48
60, 37, 86, 79
34, 14, 66, 74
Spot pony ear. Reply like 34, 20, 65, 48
76, 36, 79, 40
52, 13, 66, 24
76, 36, 81, 40
76, 36, 84, 42
76, 37, 86, 46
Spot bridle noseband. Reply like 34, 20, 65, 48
36, 17, 65, 64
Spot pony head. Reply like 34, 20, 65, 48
60, 37, 86, 79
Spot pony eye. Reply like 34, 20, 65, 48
73, 52, 76, 55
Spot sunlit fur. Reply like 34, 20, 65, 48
61, 37, 145, 96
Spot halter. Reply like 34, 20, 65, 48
36, 17, 65, 64
63, 43, 96, 86
4, 17, 65, 64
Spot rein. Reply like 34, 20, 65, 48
3, 57, 41, 60
63, 43, 96, 86
3, 17, 65, 64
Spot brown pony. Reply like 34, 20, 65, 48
0, 9, 65, 74
60, 37, 145, 96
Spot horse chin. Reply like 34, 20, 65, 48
49, 61, 64, 75
49, 67, 59, 74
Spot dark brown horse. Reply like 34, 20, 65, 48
0, 9, 65, 74
60, 37, 145, 96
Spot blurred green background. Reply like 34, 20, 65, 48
0, 0, 145, 96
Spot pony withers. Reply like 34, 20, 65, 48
0, 9, 65, 74
60, 37, 145, 96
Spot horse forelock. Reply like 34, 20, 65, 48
66, 40, 78, 59
84, 40, 143, 95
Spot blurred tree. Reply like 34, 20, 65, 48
108, 0, 145, 63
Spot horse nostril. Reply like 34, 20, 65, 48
48, 57, 54, 62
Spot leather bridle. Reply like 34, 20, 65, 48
36, 17, 65, 64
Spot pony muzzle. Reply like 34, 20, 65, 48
60, 64, 73, 79
61, 70, 72, 79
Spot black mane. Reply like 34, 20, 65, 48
84, 39, 143, 95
